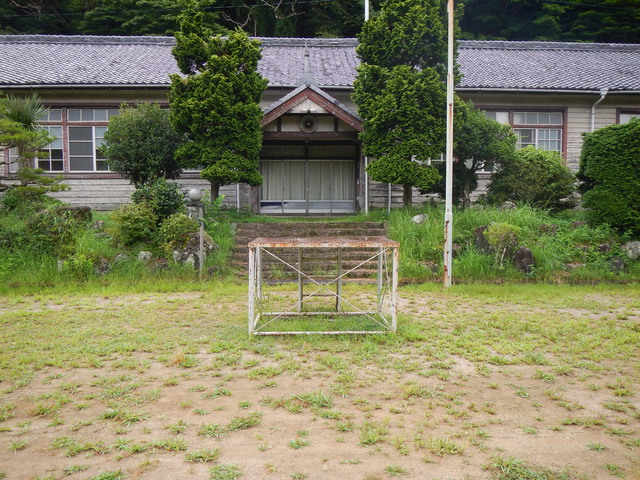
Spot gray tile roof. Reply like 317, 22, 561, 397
0, 35, 639, 92
458, 40, 640, 92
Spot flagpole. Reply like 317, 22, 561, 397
443, 0, 454, 287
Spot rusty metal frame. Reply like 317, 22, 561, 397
248, 237, 399, 335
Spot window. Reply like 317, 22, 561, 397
484, 110, 563, 153
40, 109, 62, 122
620, 111, 640, 124
38, 126, 64, 172
69, 126, 109, 171
68, 108, 119, 122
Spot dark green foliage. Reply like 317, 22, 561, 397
354, 0, 456, 205
102, 103, 183, 187
486, 147, 576, 211
2, 0, 638, 42
429, 102, 517, 207
131, 178, 186, 222
108, 203, 157, 247
578, 119, 640, 236
169, 9, 267, 199
158, 213, 199, 256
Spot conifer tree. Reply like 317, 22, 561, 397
169, 6, 267, 200
353, 0, 457, 206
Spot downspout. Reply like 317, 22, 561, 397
591, 88, 609, 132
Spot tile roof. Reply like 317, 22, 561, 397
458, 40, 640, 92
0, 35, 639, 92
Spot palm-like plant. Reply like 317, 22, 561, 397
1, 94, 52, 171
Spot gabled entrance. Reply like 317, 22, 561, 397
259, 82, 363, 215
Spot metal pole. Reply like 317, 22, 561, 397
199, 220, 204, 281
365, 0, 369, 21
443, 0, 455, 288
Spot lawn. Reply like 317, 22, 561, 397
0, 281, 638, 480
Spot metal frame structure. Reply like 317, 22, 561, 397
248, 236, 399, 335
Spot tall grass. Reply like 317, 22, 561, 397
382, 204, 637, 283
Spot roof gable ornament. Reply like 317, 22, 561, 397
297, 42, 318, 88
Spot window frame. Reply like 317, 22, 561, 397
618, 109, 640, 124
479, 107, 567, 158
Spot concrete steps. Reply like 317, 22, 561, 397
232, 221, 388, 281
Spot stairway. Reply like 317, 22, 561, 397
232, 221, 389, 281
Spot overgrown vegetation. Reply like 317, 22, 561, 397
1, 194, 638, 289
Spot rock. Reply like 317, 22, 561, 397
565, 262, 586, 271
55, 205, 92, 223
622, 241, 640, 260
474, 226, 492, 254
499, 201, 516, 210
609, 256, 626, 274
598, 243, 610, 254
513, 247, 534, 273
411, 214, 429, 224
570, 221, 587, 229
93, 220, 105, 231
114, 253, 129, 263
149, 258, 169, 271
137, 251, 153, 262
95, 258, 111, 275
172, 231, 217, 269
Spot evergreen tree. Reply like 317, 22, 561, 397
0, 94, 68, 198
169, 6, 267, 200
353, 0, 456, 206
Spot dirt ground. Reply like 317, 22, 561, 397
0, 287, 638, 480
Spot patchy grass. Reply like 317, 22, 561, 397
0, 282, 638, 479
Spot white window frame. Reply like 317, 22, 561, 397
484, 109, 564, 154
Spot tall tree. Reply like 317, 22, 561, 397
353, 0, 456, 206
169, 6, 267, 200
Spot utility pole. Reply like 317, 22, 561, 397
443, 0, 455, 288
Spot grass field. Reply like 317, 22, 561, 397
0, 281, 639, 480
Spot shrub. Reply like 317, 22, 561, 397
485, 222, 522, 268
131, 178, 186, 222
102, 103, 183, 186
158, 213, 199, 256
578, 119, 640, 236
23, 206, 90, 255
486, 147, 576, 211
108, 203, 157, 247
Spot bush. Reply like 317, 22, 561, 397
158, 213, 199, 256
102, 103, 183, 186
485, 222, 522, 268
108, 203, 157, 247
23, 206, 90, 255
578, 119, 640, 236
131, 178, 186, 222
486, 147, 576, 211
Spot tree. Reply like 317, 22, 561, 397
169, 6, 267, 200
102, 103, 183, 187
79, 0, 223, 36
578, 119, 640, 236
0, 94, 68, 209
485, 146, 576, 211
429, 102, 517, 207
353, 0, 457, 206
